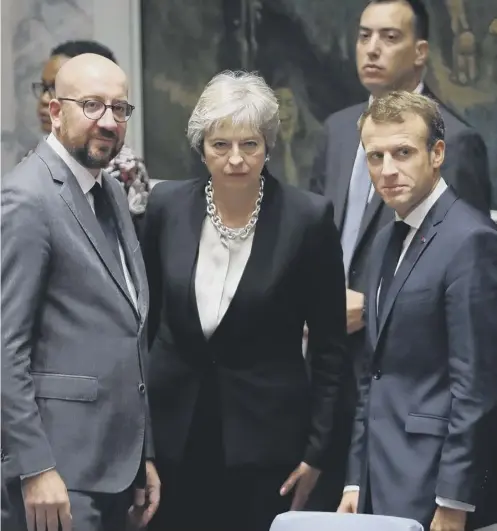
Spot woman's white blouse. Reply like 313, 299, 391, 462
195, 217, 254, 338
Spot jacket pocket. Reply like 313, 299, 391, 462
405, 413, 449, 436
31, 372, 98, 402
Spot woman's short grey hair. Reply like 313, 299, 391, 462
187, 70, 280, 154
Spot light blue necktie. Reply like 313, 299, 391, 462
341, 144, 371, 280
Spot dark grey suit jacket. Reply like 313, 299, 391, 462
348, 189, 497, 529
1, 141, 153, 493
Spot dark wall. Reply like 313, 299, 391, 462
141, 0, 497, 205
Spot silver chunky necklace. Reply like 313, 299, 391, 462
205, 176, 264, 241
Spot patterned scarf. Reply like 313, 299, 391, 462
105, 144, 150, 216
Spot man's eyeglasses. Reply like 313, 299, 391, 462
57, 98, 135, 123
32, 81, 56, 99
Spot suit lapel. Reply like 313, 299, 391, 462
375, 189, 458, 346
375, 222, 436, 344
178, 175, 283, 344
177, 180, 207, 344
102, 175, 143, 318
209, 174, 279, 341
36, 141, 138, 315
60, 173, 138, 314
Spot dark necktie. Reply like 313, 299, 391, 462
377, 220, 411, 320
91, 182, 123, 274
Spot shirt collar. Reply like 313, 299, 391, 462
46, 133, 102, 193
395, 178, 447, 229
368, 80, 424, 105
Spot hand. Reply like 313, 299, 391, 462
430, 507, 467, 531
346, 289, 365, 334
337, 490, 359, 513
22, 469, 72, 531
279, 462, 321, 510
128, 461, 161, 529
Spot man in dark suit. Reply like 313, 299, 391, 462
307, 0, 491, 510
337, 90, 497, 531
1, 54, 160, 530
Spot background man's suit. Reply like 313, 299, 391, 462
1, 140, 152, 529
347, 188, 497, 529
306, 88, 491, 510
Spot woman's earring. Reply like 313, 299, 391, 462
201, 156, 206, 164
265, 155, 270, 163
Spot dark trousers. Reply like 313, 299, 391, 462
149, 372, 294, 531
150, 459, 293, 531
2, 477, 133, 531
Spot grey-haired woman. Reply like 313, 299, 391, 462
141, 70, 347, 531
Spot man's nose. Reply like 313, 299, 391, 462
366, 35, 381, 58
97, 107, 118, 130
381, 153, 397, 177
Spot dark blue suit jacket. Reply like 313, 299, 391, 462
348, 188, 497, 529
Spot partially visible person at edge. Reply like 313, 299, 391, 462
30, 40, 149, 228
140, 70, 347, 531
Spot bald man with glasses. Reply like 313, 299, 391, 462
1, 53, 160, 531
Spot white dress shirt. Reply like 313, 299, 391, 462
46, 134, 137, 309
195, 217, 254, 338
345, 178, 476, 513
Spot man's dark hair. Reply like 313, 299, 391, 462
50, 40, 117, 63
368, 0, 430, 40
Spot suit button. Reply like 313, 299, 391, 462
350, 269, 357, 277
373, 370, 382, 380
138, 383, 146, 394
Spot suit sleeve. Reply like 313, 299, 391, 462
436, 229, 497, 504
442, 129, 491, 214
303, 199, 347, 468
308, 123, 329, 195
1, 178, 56, 477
